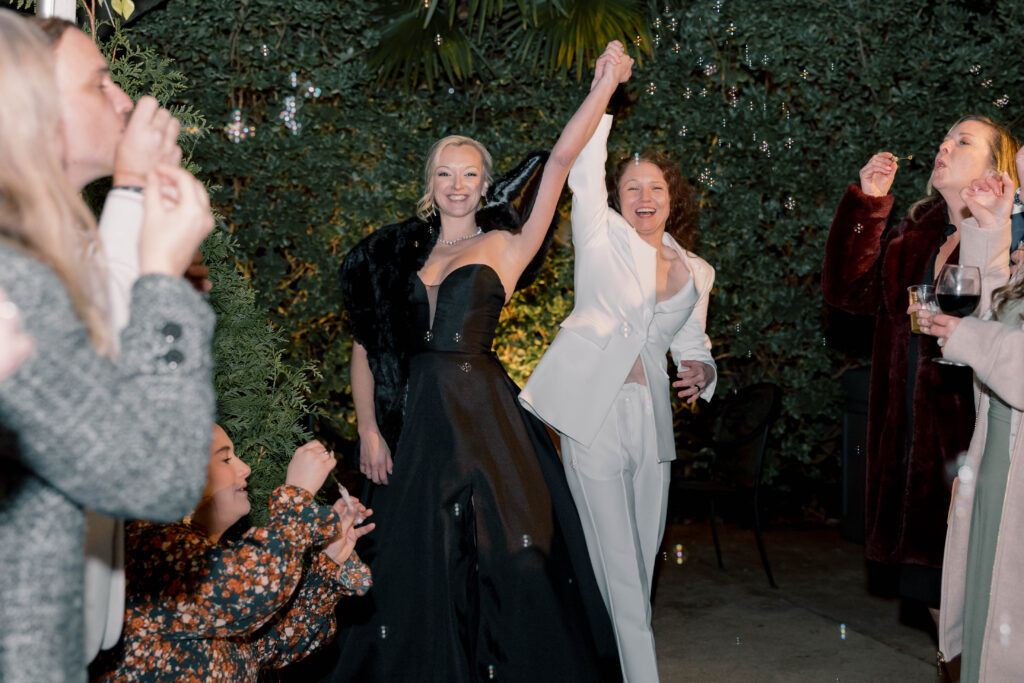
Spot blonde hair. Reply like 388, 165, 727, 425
909, 115, 1020, 220
0, 11, 111, 354
415, 135, 493, 220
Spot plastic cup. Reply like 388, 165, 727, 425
908, 284, 937, 334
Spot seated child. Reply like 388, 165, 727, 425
92, 425, 373, 681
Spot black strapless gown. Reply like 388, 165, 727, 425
329, 264, 619, 682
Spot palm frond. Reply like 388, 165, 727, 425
372, 0, 650, 87
513, 0, 652, 80
369, 3, 474, 88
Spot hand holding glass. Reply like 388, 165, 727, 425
933, 264, 982, 366
907, 284, 937, 334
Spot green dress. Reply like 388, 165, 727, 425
960, 298, 1024, 682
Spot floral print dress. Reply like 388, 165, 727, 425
92, 485, 372, 682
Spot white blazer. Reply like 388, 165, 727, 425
521, 115, 716, 462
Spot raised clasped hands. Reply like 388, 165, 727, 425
961, 171, 1014, 230
672, 361, 714, 404
323, 495, 375, 566
859, 152, 900, 198
591, 40, 634, 90
284, 440, 337, 495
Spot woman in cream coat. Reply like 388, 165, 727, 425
915, 169, 1024, 681
521, 110, 716, 682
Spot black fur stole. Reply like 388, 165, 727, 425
339, 151, 555, 452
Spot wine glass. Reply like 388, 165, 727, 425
933, 264, 982, 366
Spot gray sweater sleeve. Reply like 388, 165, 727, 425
0, 249, 216, 521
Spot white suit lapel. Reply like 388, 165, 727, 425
663, 233, 707, 295
611, 217, 656, 307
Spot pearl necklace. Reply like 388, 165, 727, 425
437, 227, 483, 246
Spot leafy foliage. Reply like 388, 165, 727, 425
98, 25, 316, 525
204, 229, 319, 527
370, 0, 652, 86
0, 2, 318, 523
513, 0, 653, 79
100, 22, 207, 155
28, 0, 1024, 508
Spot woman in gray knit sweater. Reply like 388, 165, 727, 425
0, 288, 33, 380
0, 12, 217, 682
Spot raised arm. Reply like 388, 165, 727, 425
505, 42, 633, 271
121, 486, 342, 639
97, 189, 144, 337
821, 155, 899, 315
959, 172, 1014, 309
567, 115, 614, 249
254, 551, 372, 669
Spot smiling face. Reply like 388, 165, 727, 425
199, 424, 252, 529
432, 144, 489, 220
617, 160, 671, 238
930, 119, 997, 195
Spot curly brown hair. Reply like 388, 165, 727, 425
608, 150, 699, 251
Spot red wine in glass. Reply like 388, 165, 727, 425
936, 293, 981, 318
934, 264, 982, 366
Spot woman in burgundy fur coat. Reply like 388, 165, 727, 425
822, 115, 1018, 615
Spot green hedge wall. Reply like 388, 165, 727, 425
112, 0, 1024, 503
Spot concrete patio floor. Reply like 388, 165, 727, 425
653, 521, 942, 682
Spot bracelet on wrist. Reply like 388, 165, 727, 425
111, 185, 144, 194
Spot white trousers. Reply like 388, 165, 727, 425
561, 383, 670, 683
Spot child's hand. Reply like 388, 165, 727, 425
284, 441, 336, 494
323, 496, 375, 565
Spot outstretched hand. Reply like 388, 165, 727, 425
323, 496, 375, 566
962, 171, 1014, 229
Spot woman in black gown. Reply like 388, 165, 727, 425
329, 43, 633, 682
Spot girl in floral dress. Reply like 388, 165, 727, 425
92, 425, 373, 681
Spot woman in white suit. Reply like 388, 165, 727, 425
520, 107, 716, 681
